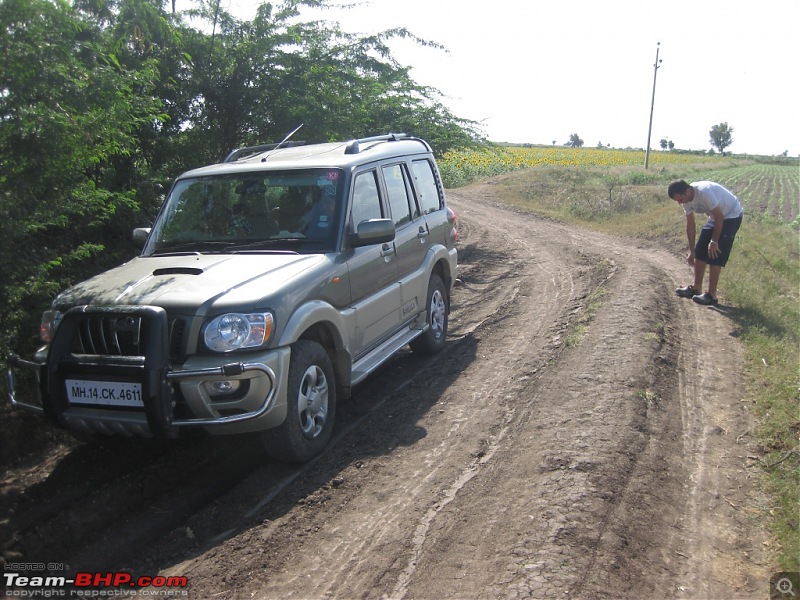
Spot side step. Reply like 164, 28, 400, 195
351, 325, 425, 385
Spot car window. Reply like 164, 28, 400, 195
411, 159, 442, 215
382, 164, 415, 228
350, 170, 383, 230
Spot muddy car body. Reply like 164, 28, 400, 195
8, 134, 458, 462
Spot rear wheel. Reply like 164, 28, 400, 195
409, 273, 448, 355
261, 340, 336, 463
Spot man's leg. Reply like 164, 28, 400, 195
704, 216, 740, 300
693, 258, 707, 292
707, 265, 722, 298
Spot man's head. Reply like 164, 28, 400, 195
668, 179, 694, 204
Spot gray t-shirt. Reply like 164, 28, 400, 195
683, 181, 743, 226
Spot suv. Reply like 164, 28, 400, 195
8, 134, 458, 463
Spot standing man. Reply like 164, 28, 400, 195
668, 179, 743, 306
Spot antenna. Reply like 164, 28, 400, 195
261, 124, 304, 162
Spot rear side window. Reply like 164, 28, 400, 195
382, 164, 417, 228
350, 171, 383, 230
412, 159, 442, 215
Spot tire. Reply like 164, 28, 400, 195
409, 273, 449, 355
261, 340, 336, 463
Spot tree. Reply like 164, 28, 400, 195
659, 138, 675, 151
709, 122, 734, 155
0, 0, 483, 367
172, 1, 480, 162
0, 0, 165, 358
567, 133, 584, 148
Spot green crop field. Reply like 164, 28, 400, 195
440, 146, 800, 224
691, 163, 800, 223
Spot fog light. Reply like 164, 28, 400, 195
204, 380, 241, 397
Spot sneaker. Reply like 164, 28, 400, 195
675, 285, 699, 298
692, 292, 718, 306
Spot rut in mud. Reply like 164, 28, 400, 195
1, 181, 768, 599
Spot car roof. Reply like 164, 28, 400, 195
178, 135, 434, 179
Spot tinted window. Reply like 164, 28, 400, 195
147, 168, 344, 254
351, 171, 383, 230
382, 164, 414, 227
412, 159, 442, 214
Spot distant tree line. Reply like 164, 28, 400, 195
0, 0, 482, 361
658, 122, 734, 154
566, 122, 736, 154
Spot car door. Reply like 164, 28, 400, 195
411, 158, 448, 245
380, 162, 429, 321
346, 169, 401, 355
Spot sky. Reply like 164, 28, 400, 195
191, 0, 800, 156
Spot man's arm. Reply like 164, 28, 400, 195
707, 206, 725, 259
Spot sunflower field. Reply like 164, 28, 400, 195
437, 145, 717, 189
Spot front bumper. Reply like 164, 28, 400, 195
8, 355, 279, 436
6, 305, 287, 438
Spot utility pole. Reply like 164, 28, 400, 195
644, 42, 662, 170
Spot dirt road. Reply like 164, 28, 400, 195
1, 181, 768, 599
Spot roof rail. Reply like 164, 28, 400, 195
223, 140, 307, 163
344, 133, 413, 155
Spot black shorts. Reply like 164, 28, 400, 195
695, 215, 742, 266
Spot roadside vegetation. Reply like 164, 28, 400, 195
440, 145, 800, 571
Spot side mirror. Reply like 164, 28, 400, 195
132, 227, 151, 246
349, 219, 395, 247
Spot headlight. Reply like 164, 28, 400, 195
203, 312, 274, 352
40, 310, 63, 343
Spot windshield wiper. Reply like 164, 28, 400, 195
229, 238, 324, 252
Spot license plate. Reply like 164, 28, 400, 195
65, 379, 144, 408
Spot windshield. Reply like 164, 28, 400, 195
145, 168, 344, 255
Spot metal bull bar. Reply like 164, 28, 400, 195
7, 354, 45, 414
7, 354, 277, 430
166, 361, 277, 427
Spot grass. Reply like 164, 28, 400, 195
442, 147, 800, 571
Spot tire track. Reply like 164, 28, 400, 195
3, 181, 768, 600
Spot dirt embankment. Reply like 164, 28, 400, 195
1, 182, 768, 599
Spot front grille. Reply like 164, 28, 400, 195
169, 318, 186, 358
45, 305, 174, 437
69, 313, 185, 360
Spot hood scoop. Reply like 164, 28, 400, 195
153, 266, 205, 276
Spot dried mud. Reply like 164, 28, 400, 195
1, 181, 768, 599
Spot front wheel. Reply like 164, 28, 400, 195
409, 273, 449, 355
261, 340, 336, 463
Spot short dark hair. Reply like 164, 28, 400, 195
668, 179, 691, 198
